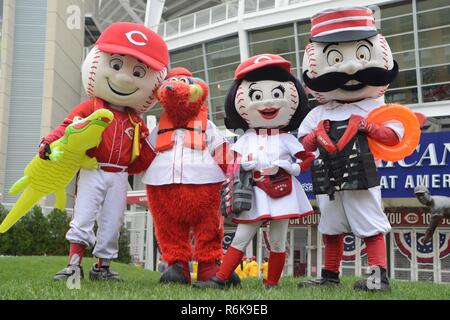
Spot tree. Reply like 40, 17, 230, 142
27, 206, 51, 255
47, 209, 71, 255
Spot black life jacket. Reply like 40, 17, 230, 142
311, 119, 379, 200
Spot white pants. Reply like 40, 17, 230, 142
316, 186, 391, 237
231, 219, 289, 253
66, 169, 128, 259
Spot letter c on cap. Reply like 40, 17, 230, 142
254, 55, 272, 64
125, 31, 148, 46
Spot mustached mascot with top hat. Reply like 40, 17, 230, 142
297, 7, 424, 291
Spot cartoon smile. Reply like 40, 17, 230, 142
258, 108, 280, 119
107, 79, 139, 96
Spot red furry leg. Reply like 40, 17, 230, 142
146, 185, 193, 265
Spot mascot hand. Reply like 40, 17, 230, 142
360, 119, 400, 146
241, 160, 257, 171
272, 160, 300, 176
38, 140, 51, 160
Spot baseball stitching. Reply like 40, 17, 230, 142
87, 47, 101, 98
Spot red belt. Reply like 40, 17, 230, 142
99, 165, 128, 173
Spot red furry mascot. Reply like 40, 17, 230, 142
142, 67, 236, 285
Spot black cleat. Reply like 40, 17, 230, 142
229, 271, 241, 287
53, 265, 84, 281
298, 269, 341, 288
353, 266, 391, 292
193, 276, 230, 289
159, 262, 189, 284
89, 264, 122, 282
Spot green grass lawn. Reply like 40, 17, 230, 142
0, 256, 449, 300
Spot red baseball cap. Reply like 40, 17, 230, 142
96, 22, 168, 71
234, 54, 292, 80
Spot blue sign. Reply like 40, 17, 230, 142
298, 131, 450, 199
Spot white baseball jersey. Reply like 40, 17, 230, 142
142, 120, 226, 185
297, 97, 396, 237
231, 131, 313, 224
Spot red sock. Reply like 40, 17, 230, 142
97, 258, 110, 268
68, 242, 85, 266
364, 233, 387, 269
323, 234, 344, 273
216, 246, 244, 281
264, 251, 286, 286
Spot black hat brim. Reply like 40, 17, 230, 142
311, 29, 378, 43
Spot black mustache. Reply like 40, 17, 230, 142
303, 60, 399, 92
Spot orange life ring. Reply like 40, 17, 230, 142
367, 104, 421, 162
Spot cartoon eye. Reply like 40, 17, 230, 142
73, 116, 83, 124
271, 86, 285, 99
249, 89, 263, 101
326, 49, 343, 66
109, 58, 123, 71
168, 77, 178, 81
356, 45, 371, 61
178, 77, 192, 84
133, 65, 146, 78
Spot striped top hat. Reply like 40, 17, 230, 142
310, 6, 378, 43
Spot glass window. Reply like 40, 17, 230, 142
298, 34, 310, 51
195, 9, 210, 28
389, 69, 417, 89
297, 21, 310, 35
249, 24, 294, 43
380, 15, 413, 36
211, 4, 227, 23
422, 83, 450, 102
210, 96, 226, 114
249, 37, 296, 55
380, 1, 412, 19
385, 33, 414, 52
421, 65, 450, 85
206, 36, 239, 54
206, 47, 240, 67
180, 14, 194, 33
417, 0, 450, 12
393, 51, 416, 69
385, 87, 418, 104
212, 113, 225, 128
208, 63, 239, 83
279, 52, 297, 68
260, 0, 276, 10
192, 71, 206, 81
418, 26, 450, 48
209, 80, 233, 98
417, 7, 450, 30
170, 45, 203, 63
419, 46, 450, 67
170, 56, 204, 73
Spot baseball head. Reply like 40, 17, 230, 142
82, 22, 169, 113
302, 7, 398, 103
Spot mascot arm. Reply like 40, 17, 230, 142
128, 138, 156, 175
361, 120, 400, 146
295, 151, 315, 171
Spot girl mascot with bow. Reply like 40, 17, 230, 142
195, 54, 314, 289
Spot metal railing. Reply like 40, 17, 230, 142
151, 0, 314, 39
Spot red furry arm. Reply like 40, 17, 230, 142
295, 151, 315, 171
128, 140, 156, 174
361, 121, 400, 146
128, 121, 156, 174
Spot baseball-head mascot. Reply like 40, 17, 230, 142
297, 7, 423, 291
40, 22, 168, 282
142, 67, 236, 285
194, 54, 315, 289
